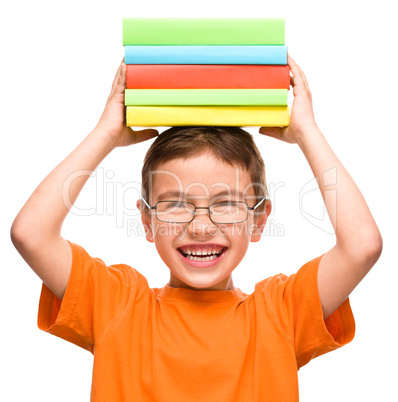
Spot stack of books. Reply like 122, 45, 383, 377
123, 18, 290, 127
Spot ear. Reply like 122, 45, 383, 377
250, 201, 272, 242
137, 199, 154, 243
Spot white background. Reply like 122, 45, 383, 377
1, 0, 397, 400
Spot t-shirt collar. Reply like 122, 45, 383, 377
156, 284, 248, 303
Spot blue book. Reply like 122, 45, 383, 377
124, 45, 288, 65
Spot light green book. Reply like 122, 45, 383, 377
124, 89, 288, 106
122, 18, 285, 45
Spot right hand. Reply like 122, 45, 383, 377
95, 58, 159, 148
259, 55, 318, 144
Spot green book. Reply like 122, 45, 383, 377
122, 18, 285, 45
124, 89, 288, 106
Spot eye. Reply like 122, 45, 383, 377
214, 201, 241, 207
211, 201, 245, 214
162, 201, 186, 208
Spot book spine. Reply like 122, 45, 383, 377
126, 65, 290, 89
126, 106, 290, 127
124, 89, 288, 106
123, 18, 285, 45
124, 46, 288, 65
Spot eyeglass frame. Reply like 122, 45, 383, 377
140, 196, 267, 224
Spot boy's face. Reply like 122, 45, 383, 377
138, 151, 271, 291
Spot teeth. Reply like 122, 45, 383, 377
181, 247, 223, 256
185, 254, 218, 261
180, 247, 225, 262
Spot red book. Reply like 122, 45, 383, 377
126, 65, 290, 89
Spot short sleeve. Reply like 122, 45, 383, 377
255, 255, 356, 369
37, 241, 145, 353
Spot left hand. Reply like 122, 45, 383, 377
95, 58, 158, 148
259, 54, 318, 144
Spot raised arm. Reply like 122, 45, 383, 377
11, 60, 158, 300
259, 55, 382, 319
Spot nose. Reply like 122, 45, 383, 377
187, 207, 217, 236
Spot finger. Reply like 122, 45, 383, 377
131, 128, 159, 144
287, 54, 310, 91
108, 63, 127, 102
110, 62, 124, 95
120, 62, 126, 86
290, 74, 306, 91
287, 54, 305, 85
259, 126, 283, 139
287, 54, 301, 77
295, 64, 310, 90
112, 63, 127, 99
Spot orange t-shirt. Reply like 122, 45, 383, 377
38, 242, 355, 401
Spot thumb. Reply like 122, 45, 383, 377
259, 127, 284, 140
131, 128, 159, 144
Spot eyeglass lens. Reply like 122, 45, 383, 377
155, 201, 249, 224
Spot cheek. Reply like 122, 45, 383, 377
152, 222, 187, 243
227, 222, 252, 242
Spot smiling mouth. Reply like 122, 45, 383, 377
178, 247, 227, 262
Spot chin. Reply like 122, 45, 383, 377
170, 269, 232, 291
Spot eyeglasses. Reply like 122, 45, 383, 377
140, 196, 267, 224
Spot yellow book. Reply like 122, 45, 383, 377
126, 106, 289, 127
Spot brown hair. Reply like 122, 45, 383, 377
141, 126, 268, 212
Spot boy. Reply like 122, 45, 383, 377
11, 55, 382, 401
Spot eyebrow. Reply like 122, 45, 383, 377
156, 189, 247, 202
